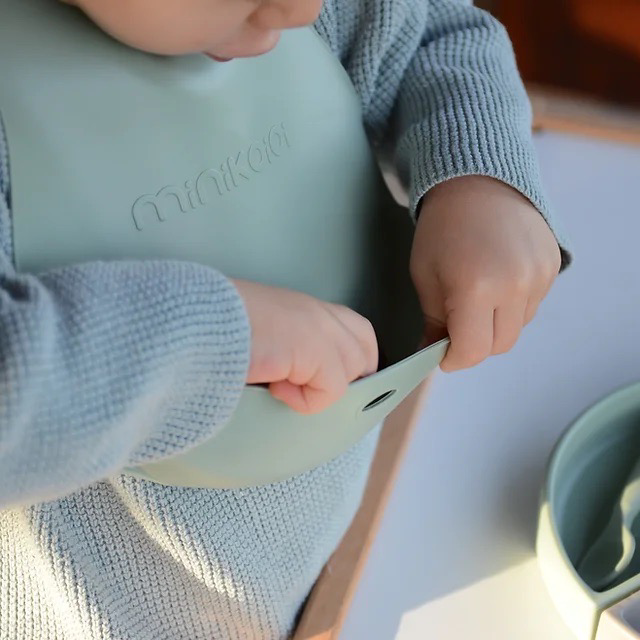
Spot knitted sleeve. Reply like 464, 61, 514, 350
315, 0, 571, 267
0, 120, 251, 508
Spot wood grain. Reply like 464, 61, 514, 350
529, 84, 640, 146
292, 380, 432, 640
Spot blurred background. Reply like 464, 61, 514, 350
476, 0, 640, 143
477, 0, 640, 108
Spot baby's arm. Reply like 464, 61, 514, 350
318, 0, 564, 241
0, 120, 250, 508
316, 0, 571, 368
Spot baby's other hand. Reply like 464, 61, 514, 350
231, 279, 379, 414
410, 175, 561, 372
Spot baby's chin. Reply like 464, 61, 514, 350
206, 32, 281, 62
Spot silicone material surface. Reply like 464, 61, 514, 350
537, 382, 640, 640
579, 457, 640, 591
0, 0, 448, 488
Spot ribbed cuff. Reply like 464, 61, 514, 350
125, 264, 252, 465
396, 75, 573, 271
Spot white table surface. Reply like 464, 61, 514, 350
341, 131, 640, 639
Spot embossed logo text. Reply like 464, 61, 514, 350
131, 122, 290, 231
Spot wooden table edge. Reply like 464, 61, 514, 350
293, 378, 433, 640
528, 84, 640, 146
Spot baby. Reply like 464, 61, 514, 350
0, 0, 568, 639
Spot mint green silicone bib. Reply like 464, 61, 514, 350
0, 0, 449, 488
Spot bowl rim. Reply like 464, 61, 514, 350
541, 379, 640, 595
544, 379, 640, 509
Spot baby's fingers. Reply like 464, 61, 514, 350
524, 275, 554, 326
269, 379, 332, 415
269, 364, 347, 414
269, 340, 353, 414
325, 305, 379, 377
441, 298, 494, 372
492, 303, 526, 354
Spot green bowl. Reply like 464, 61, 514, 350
537, 381, 640, 640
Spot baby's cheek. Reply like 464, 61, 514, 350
66, 0, 243, 56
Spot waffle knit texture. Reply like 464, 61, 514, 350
0, 1, 570, 638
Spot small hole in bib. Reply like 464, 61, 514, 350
362, 389, 396, 412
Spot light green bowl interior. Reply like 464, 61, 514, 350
549, 382, 640, 592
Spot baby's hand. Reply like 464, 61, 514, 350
410, 175, 561, 372
231, 279, 379, 413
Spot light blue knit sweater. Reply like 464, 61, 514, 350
0, 1, 569, 638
